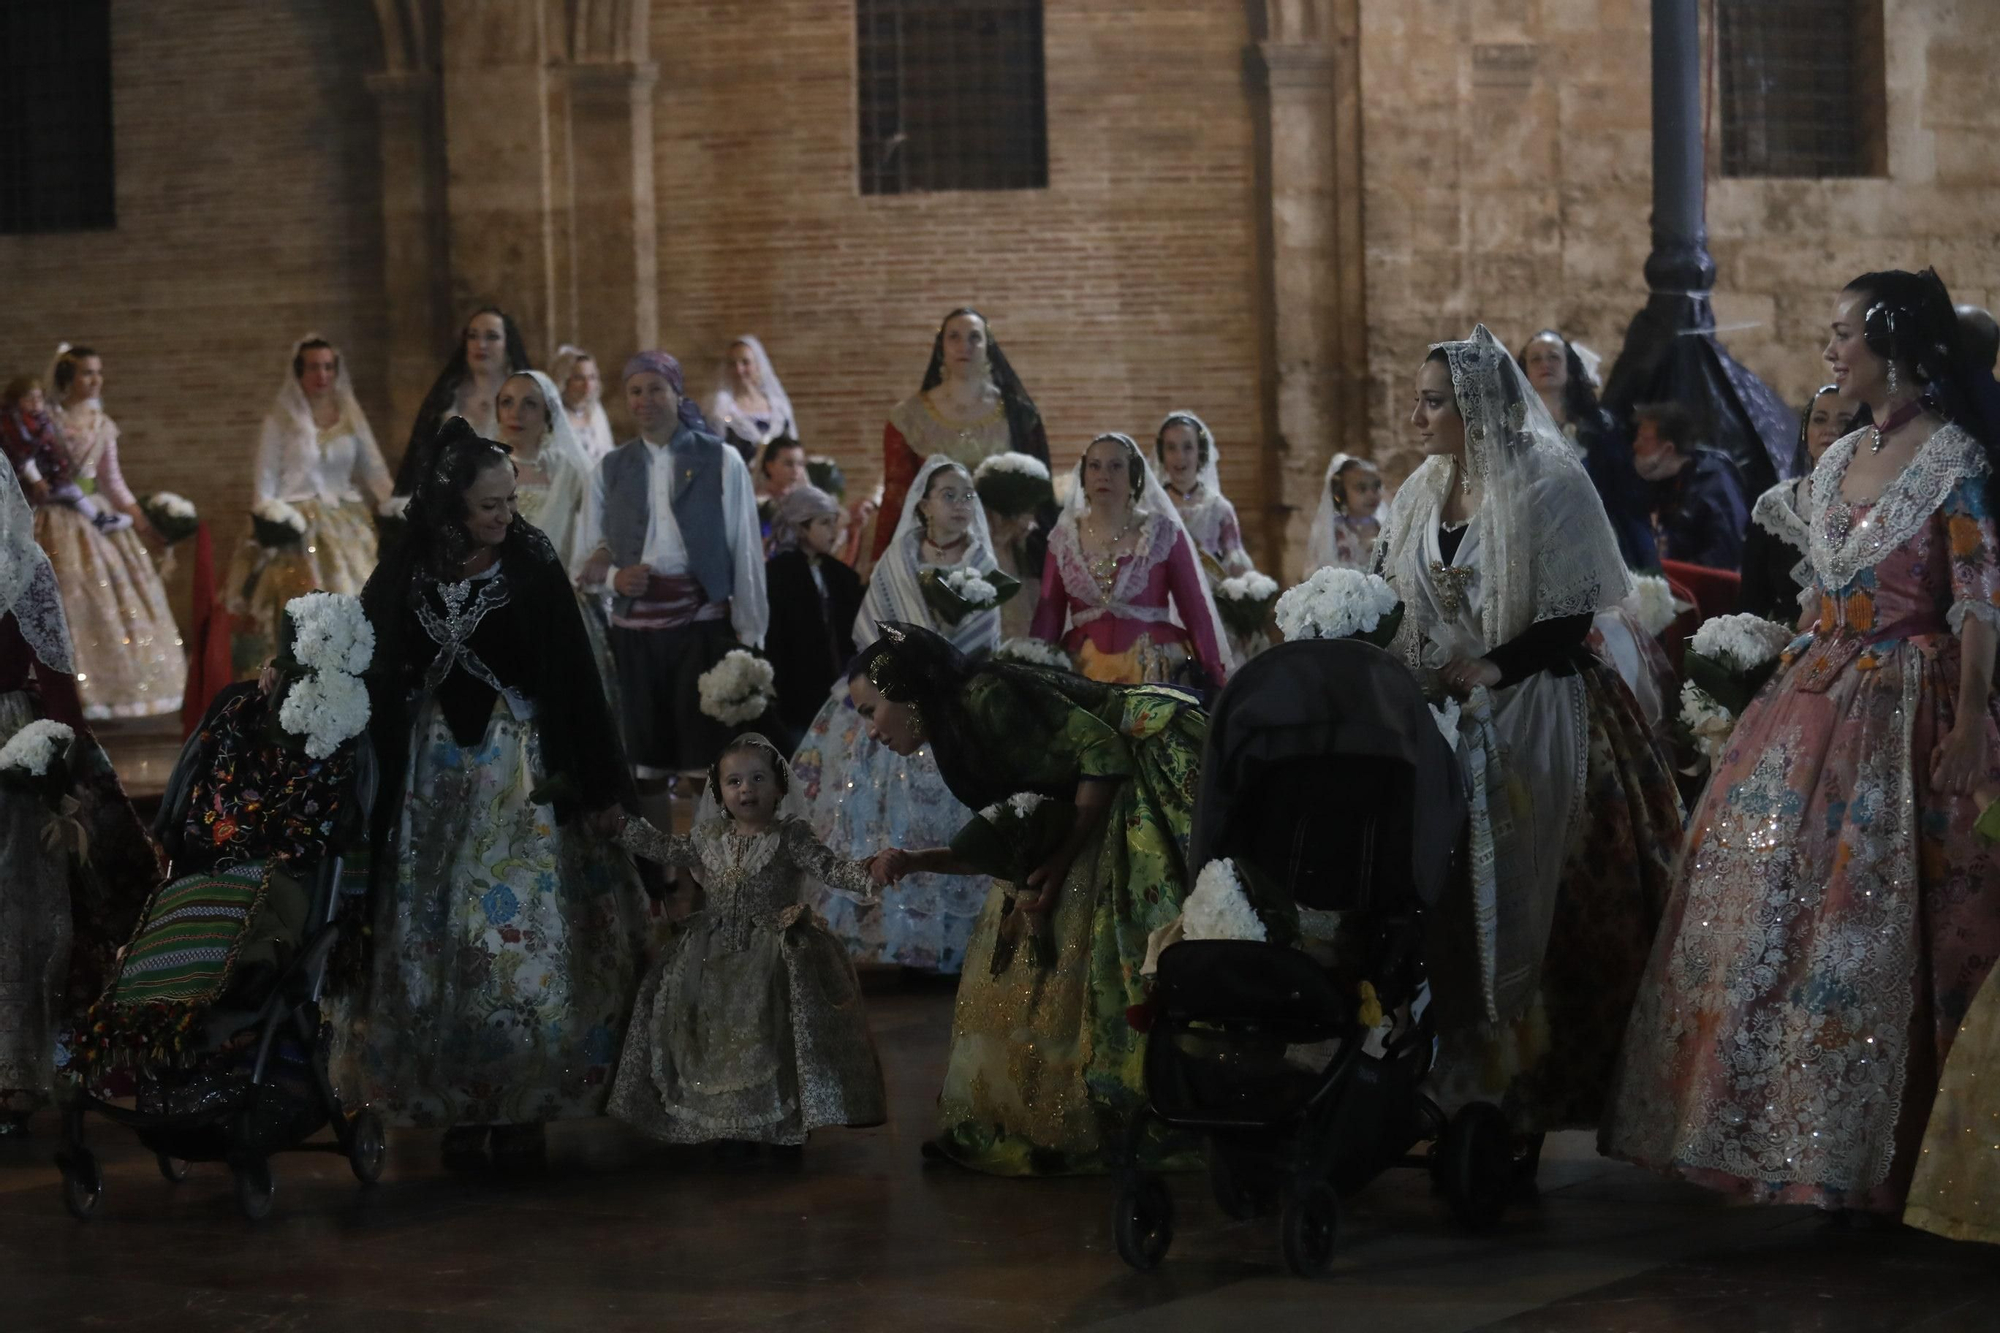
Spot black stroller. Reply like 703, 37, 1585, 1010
56, 697, 383, 1222
1112, 638, 1516, 1277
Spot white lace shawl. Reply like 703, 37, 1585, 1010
1379, 325, 1632, 659
707, 334, 798, 447
257, 333, 393, 507
0, 466, 74, 675
1750, 476, 1812, 555
854, 454, 1001, 654
1045, 442, 1235, 674
512, 370, 596, 573
1805, 422, 1998, 631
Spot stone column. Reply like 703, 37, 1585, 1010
438, 0, 562, 359
366, 67, 454, 460
1248, 0, 1364, 579
567, 60, 659, 369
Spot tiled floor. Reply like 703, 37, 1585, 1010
5, 981, 1996, 1333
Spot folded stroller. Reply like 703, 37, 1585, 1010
1112, 638, 1513, 1277
56, 704, 381, 1222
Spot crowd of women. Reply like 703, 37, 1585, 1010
6, 267, 2000, 1248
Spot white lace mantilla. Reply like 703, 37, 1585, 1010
1750, 478, 1811, 555
1807, 423, 1988, 593
1049, 510, 1180, 625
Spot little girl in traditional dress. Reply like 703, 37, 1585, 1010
611, 734, 887, 1149
1303, 454, 1388, 574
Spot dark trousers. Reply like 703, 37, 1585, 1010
609, 620, 734, 772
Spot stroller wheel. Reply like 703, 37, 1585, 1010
347, 1110, 387, 1186
157, 1152, 191, 1184
1439, 1102, 1512, 1232
233, 1156, 276, 1221
58, 1148, 103, 1221
1279, 1179, 1340, 1277
1112, 1172, 1175, 1272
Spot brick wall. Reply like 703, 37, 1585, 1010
645, 0, 1269, 524
1358, 0, 2000, 489
0, 2, 389, 622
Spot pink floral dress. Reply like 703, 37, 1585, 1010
1603, 424, 2000, 1214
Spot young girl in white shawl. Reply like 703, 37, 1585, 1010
1379, 326, 1680, 1154
791, 456, 999, 973
1303, 453, 1388, 574
610, 733, 886, 1149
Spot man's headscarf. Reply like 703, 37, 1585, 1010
623, 350, 710, 433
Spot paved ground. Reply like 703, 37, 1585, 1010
6, 977, 1998, 1333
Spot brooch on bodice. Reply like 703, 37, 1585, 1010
1430, 561, 1476, 619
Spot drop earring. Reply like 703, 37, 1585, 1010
1887, 360, 1900, 398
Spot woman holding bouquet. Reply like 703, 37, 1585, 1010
853, 621, 1207, 1175
1604, 269, 2000, 1222
339, 419, 648, 1166
792, 457, 1001, 973
227, 335, 395, 674
1377, 325, 1681, 1151
1031, 434, 1231, 688
38, 345, 186, 719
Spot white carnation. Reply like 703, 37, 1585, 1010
1216, 571, 1280, 603
978, 790, 1049, 824
252, 497, 308, 533
284, 592, 375, 675
277, 669, 370, 760
1274, 567, 1400, 643
697, 649, 777, 726
1622, 573, 1685, 638
1181, 858, 1268, 943
974, 451, 1051, 482
149, 491, 197, 520
1690, 613, 1794, 672
1678, 681, 1736, 765
994, 637, 1072, 671
942, 567, 998, 608
0, 719, 75, 776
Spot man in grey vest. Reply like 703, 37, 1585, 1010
577, 350, 767, 780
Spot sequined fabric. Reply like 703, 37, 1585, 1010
33, 503, 186, 720
329, 700, 646, 1128
1603, 470, 2000, 1214
607, 815, 885, 1145
224, 496, 379, 677
1907, 962, 2000, 1242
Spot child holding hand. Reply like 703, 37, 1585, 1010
610, 734, 887, 1149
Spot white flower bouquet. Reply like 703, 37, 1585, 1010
277, 667, 370, 760
140, 491, 199, 545
919, 565, 1021, 625
1676, 612, 1796, 765
0, 719, 79, 826
284, 591, 376, 676
251, 498, 309, 549
697, 649, 777, 726
1622, 573, 1688, 639
993, 637, 1073, 671
973, 451, 1055, 518
1182, 858, 1269, 943
1274, 567, 1403, 647
1214, 570, 1281, 640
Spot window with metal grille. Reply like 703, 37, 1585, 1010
0, 0, 115, 234
1717, 0, 1886, 179
857, 0, 1047, 196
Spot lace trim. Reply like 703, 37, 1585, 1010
415, 570, 511, 694
1808, 423, 1988, 592
1049, 511, 1180, 616
1750, 479, 1811, 554
12, 558, 74, 676
1948, 599, 2000, 635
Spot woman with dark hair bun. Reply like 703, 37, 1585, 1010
1518, 328, 1657, 568
1606, 268, 2000, 1224
392, 307, 533, 496
870, 309, 1051, 567
337, 418, 647, 1169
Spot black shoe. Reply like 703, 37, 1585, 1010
441, 1125, 490, 1168
490, 1123, 547, 1168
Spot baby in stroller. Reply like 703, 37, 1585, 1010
1114, 636, 1510, 1277
59, 595, 379, 1221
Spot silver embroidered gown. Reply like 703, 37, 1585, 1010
611, 815, 886, 1144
